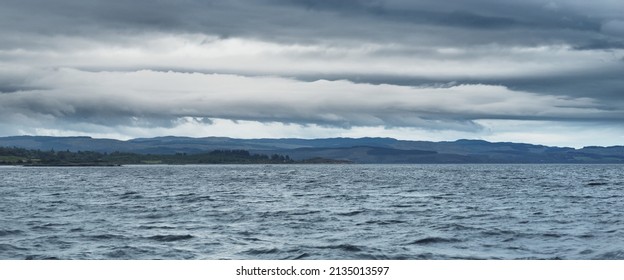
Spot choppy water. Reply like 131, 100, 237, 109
1, 164, 623, 260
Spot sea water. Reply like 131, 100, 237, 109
0, 164, 622, 259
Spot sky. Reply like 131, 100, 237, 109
1, 0, 623, 148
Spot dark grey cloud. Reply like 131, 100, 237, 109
574, 39, 624, 50
275, 0, 594, 31
1, 0, 620, 47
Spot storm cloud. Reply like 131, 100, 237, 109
1, 0, 623, 146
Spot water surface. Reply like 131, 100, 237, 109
1, 164, 622, 259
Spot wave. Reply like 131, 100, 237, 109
84, 234, 128, 240
335, 210, 366, 216
0, 244, 28, 251
137, 225, 176, 230
147, 234, 194, 242
593, 250, 624, 260
140, 213, 175, 219
118, 191, 143, 199
241, 248, 280, 255
408, 237, 461, 245
0, 229, 24, 237
314, 244, 363, 252
30, 223, 69, 230
25, 255, 60, 260
292, 253, 310, 260
358, 219, 407, 225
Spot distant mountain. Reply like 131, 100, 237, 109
1, 136, 623, 163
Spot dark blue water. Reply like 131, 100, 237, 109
1, 164, 623, 260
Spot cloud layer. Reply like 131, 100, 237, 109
1, 0, 623, 147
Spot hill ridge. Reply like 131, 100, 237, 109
1, 136, 622, 163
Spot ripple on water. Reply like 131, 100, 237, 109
0, 229, 24, 236
0, 244, 28, 252
83, 234, 129, 241
593, 250, 624, 260
313, 244, 363, 252
241, 247, 280, 255
407, 237, 462, 245
358, 219, 407, 226
147, 234, 194, 242
335, 210, 366, 216
25, 255, 60, 260
586, 182, 609, 186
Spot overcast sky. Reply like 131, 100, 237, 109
1, 0, 623, 147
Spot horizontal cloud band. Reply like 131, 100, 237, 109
0, 68, 613, 132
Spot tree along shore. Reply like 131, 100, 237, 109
0, 147, 349, 166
